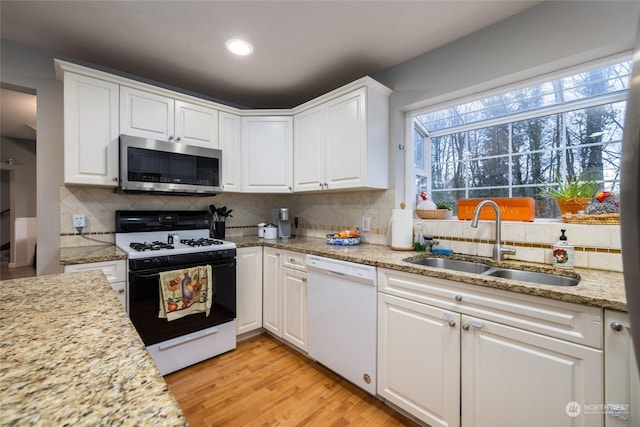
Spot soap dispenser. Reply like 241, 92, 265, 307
553, 229, 574, 269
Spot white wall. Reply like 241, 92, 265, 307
0, 40, 64, 275
373, 0, 640, 205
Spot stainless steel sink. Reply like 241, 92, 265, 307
484, 268, 579, 286
407, 257, 492, 274
406, 256, 580, 286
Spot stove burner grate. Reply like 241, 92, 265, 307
129, 241, 175, 252
180, 238, 224, 247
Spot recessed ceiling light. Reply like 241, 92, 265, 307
226, 39, 253, 56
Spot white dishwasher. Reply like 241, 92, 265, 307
306, 254, 377, 395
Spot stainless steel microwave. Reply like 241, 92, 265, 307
119, 134, 222, 195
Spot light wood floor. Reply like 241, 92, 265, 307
0, 262, 36, 280
165, 333, 419, 426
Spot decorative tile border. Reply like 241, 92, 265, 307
433, 235, 622, 254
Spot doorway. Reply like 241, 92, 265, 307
1, 84, 37, 280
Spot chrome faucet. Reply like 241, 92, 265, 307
470, 200, 516, 261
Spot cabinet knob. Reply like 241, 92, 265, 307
448, 319, 456, 327
112, 177, 118, 182
319, 183, 323, 188
169, 135, 174, 140
462, 324, 470, 330
302, 277, 307, 282
455, 295, 463, 302
118, 288, 125, 294
176, 136, 182, 142
610, 322, 624, 331
324, 183, 328, 188
289, 186, 292, 191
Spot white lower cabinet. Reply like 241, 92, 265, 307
604, 310, 640, 426
378, 293, 460, 427
262, 247, 308, 351
377, 268, 604, 427
64, 259, 127, 311
235, 247, 263, 335
282, 267, 308, 351
460, 315, 602, 427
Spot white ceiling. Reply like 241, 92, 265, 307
0, 0, 541, 110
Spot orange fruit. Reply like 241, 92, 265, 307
349, 229, 358, 237
339, 230, 348, 238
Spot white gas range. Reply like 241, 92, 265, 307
115, 210, 237, 375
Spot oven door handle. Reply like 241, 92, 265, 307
131, 272, 161, 280
158, 327, 219, 351
212, 261, 236, 269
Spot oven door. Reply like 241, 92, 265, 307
129, 258, 236, 346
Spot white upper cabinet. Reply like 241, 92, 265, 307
174, 100, 219, 147
294, 80, 391, 192
120, 87, 174, 140
218, 111, 242, 192
241, 116, 293, 193
120, 86, 219, 148
63, 72, 120, 187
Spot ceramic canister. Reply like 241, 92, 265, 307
264, 224, 278, 240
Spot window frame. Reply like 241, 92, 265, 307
405, 54, 631, 218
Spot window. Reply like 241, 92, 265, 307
413, 58, 631, 218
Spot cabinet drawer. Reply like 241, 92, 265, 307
282, 250, 306, 272
378, 268, 603, 348
64, 260, 127, 284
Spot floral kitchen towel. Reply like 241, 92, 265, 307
158, 265, 214, 321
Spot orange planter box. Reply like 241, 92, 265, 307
457, 198, 536, 222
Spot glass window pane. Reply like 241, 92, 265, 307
512, 114, 559, 154
432, 161, 465, 190
469, 157, 509, 188
468, 125, 509, 157
414, 131, 425, 171
468, 188, 509, 199
511, 150, 560, 186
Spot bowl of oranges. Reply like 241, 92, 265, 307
326, 227, 361, 245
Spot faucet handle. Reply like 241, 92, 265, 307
500, 246, 517, 257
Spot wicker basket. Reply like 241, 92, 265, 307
416, 209, 448, 219
562, 213, 620, 224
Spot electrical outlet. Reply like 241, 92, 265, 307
362, 216, 371, 232
72, 213, 86, 229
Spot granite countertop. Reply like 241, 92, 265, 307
59, 237, 627, 312
59, 245, 127, 265
228, 236, 627, 312
0, 270, 187, 426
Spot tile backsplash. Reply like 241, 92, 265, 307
59, 187, 395, 247
419, 219, 622, 272
60, 186, 622, 271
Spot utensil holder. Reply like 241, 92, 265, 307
211, 221, 226, 239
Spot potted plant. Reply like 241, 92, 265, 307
537, 173, 598, 215
435, 200, 454, 219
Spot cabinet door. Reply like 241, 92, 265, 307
378, 293, 460, 427
242, 116, 293, 193
64, 73, 119, 186
236, 247, 263, 335
175, 100, 219, 147
120, 86, 174, 140
461, 315, 603, 427
219, 111, 242, 192
325, 88, 366, 190
293, 106, 325, 192
262, 247, 282, 336
282, 268, 308, 351
64, 260, 127, 311
604, 310, 639, 426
